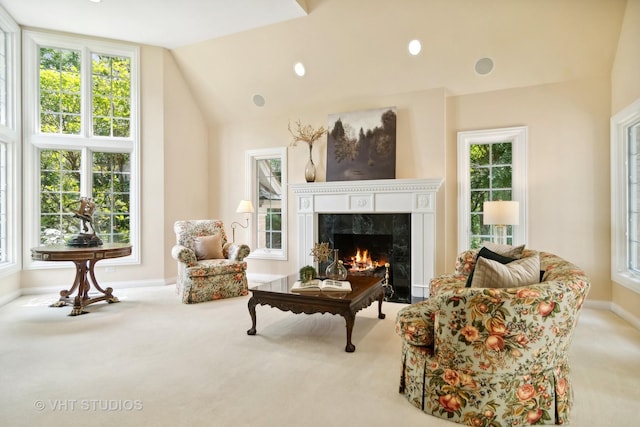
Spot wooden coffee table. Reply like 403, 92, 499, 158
247, 275, 385, 352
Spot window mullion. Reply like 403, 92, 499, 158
81, 148, 92, 197
82, 46, 92, 139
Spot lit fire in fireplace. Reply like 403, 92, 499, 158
348, 248, 385, 272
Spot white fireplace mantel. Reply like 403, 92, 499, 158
290, 178, 443, 298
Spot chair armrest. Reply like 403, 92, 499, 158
395, 298, 438, 347
171, 245, 197, 267
454, 249, 478, 275
224, 242, 250, 261
429, 273, 467, 298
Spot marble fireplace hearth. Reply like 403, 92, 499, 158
290, 178, 442, 300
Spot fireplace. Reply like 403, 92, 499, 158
334, 233, 392, 271
318, 213, 411, 302
290, 178, 442, 301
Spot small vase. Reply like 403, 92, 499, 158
305, 144, 316, 183
325, 249, 348, 280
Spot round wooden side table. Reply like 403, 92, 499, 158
31, 243, 132, 316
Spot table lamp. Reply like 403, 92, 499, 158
483, 200, 519, 246
231, 200, 255, 242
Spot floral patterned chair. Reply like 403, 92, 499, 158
171, 220, 250, 304
395, 249, 590, 426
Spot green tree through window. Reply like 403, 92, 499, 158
33, 36, 136, 245
92, 54, 131, 137
39, 47, 81, 134
469, 142, 513, 248
40, 149, 81, 239
259, 159, 282, 250
93, 152, 131, 243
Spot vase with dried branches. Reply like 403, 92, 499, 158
288, 120, 327, 182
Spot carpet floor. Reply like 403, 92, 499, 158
0, 285, 638, 427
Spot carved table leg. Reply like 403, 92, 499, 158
344, 311, 356, 352
87, 259, 119, 304
247, 297, 258, 335
50, 261, 83, 308
69, 261, 90, 316
378, 290, 386, 320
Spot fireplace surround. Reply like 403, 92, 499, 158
319, 213, 410, 302
290, 178, 442, 299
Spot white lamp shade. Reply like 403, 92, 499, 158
483, 201, 519, 225
236, 200, 255, 214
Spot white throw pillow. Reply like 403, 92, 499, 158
471, 254, 540, 289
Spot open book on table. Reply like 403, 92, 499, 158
291, 279, 352, 292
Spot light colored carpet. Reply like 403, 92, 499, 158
0, 285, 638, 427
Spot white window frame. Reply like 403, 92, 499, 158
611, 99, 640, 293
22, 30, 140, 269
0, 6, 20, 278
457, 126, 528, 252
245, 147, 288, 261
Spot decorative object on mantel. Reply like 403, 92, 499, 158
326, 106, 396, 182
325, 248, 348, 281
67, 197, 103, 247
288, 119, 328, 182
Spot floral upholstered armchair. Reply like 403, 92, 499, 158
396, 248, 590, 426
171, 220, 250, 304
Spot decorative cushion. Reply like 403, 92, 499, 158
193, 234, 224, 260
470, 253, 541, 288
482, 241, 526, 258
465, 246, 517, 287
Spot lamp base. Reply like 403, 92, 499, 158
493, 225, 507, 246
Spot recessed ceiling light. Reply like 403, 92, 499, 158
475, 57, 494, 75
89, 0, 102, 3
408, 39, 422, 56
252, 94, 265, 107
294, 62, 306, 77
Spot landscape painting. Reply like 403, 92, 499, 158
326, 107, 397, 182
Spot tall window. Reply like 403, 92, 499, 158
612, 99, 640, 292
469, 142, 513, 247
629, 124, 640, 274
246, 147, 287, 260
0, 141, 7, 263
457, 127, 527, 251
257, 159, 282, 250
0, 8, 19, 274
23, 31, 139, 264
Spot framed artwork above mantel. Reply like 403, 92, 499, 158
326, 107, 397, 182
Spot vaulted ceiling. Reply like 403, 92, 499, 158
0, 0, 628, 124
0, 0, 308, 48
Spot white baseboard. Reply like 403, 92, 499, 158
584, 299, 612, 310
584, 299, 640, 331
610, 302, 640, 330
0, 289, 21, 307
